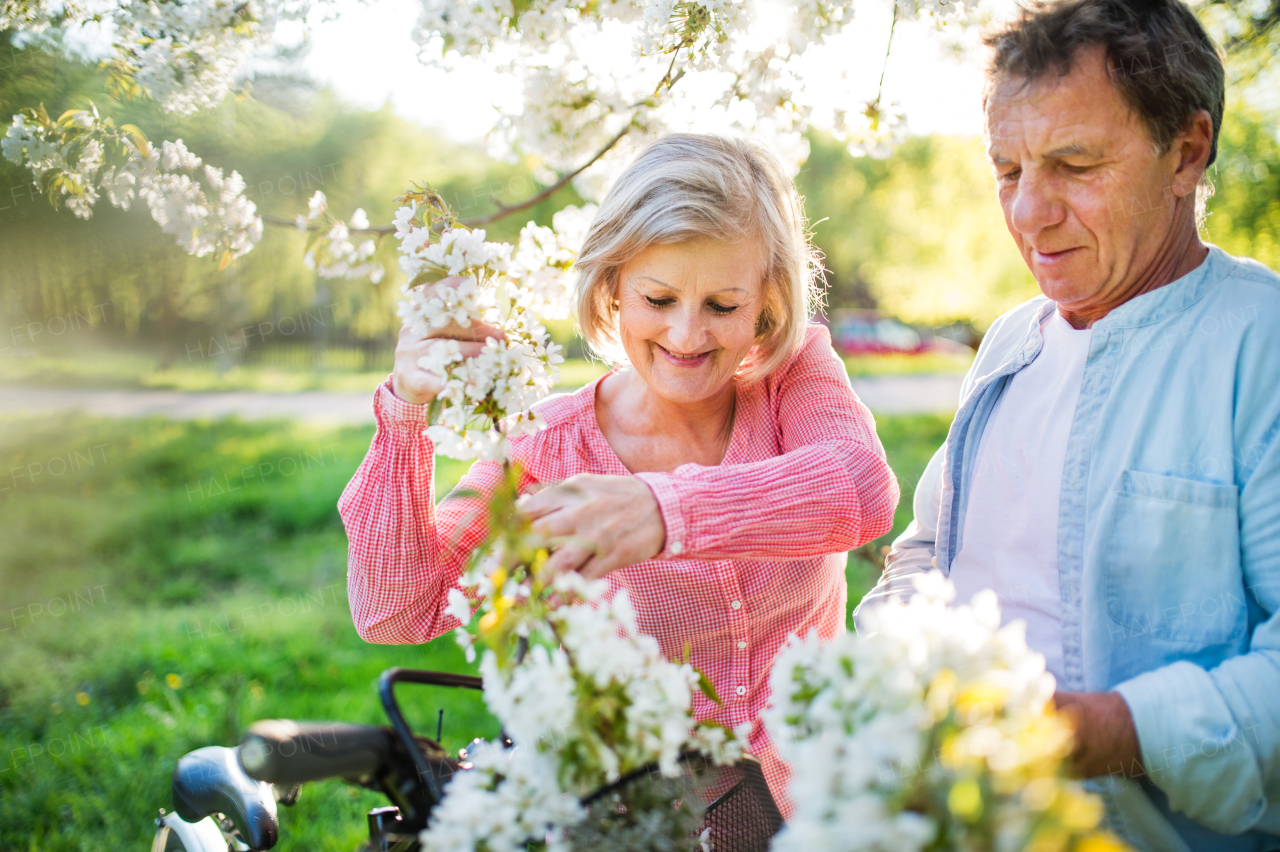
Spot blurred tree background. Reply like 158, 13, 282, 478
3, 21, 1276, 367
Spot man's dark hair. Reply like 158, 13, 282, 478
984, 0, 1226, 166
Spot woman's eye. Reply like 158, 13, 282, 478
708, 302, 739, 316
644, 296, 675, 308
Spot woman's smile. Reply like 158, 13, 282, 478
655, 343, 714, 367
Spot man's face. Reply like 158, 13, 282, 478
985, 47, 1191, 314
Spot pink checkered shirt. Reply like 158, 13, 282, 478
338, 325, 900, 813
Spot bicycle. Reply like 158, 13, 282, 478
152, 667, 783, 852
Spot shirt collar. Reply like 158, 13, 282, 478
1091, 244, 1231, 330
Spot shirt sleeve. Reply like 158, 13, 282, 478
337, 379, 511, 644
853, 443, 945, 632
634, 328, 899, 560
1112, 387, 1280, 835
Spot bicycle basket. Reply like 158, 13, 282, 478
572, 753, 783, 852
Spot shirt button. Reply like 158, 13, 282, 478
670, 541, 684, 555
737, 640, 747, 649
735, 686, 746, 697
730, 600, 741, 610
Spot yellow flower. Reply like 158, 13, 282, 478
1020, 776, 1059, 811
75, 692, 91, 706
927, 668, 958, 718
1056, 788, 1104, 832
1024, 826, 1068, 852
948, 778, 983, 821
166, 673, 183, 690
1075, 832, 1132, 852
956, 683, 1006, 726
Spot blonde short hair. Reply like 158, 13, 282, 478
574, 133, 822, 382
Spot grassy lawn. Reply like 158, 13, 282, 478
0, 349, 614, 394
0, 412, 947, 850
842, 350, 973, 377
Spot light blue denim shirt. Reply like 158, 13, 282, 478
856, 246, 1280, 852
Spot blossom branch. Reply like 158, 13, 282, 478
459, 123, 634, 227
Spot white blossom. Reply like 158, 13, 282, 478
763, 572, 1083, 852
3, 112, 264, 258
421, 741, 583, 852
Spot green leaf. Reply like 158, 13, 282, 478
118, 124, 150, 153
693, 666, 721, 706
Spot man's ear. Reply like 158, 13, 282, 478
1170, 109, 1214, 200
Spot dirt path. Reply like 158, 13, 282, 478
1, 375, 962, 424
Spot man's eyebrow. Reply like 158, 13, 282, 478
1046, 142, 1100, 158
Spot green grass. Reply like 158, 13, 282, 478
842, 350, 973, 377
0, 349, 614, 394
0, 412, 947, 850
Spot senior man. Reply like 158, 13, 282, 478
857, 0, 1280, 849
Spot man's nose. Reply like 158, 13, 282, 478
1008, 170, 1066, 237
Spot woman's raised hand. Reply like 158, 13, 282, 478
391, 277, 506, 405
518, 474, 667, 579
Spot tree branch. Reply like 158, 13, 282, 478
261, 213, 396, 235
260, 121, 632, 235
875, 1, 899, 107
459, 122, 633, 227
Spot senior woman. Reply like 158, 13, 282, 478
338, 133, 899, 808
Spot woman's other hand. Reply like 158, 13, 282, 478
518, 474, 666, 579
391, 277, 506, 405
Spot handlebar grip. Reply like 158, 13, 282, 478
239, 720, 392, 785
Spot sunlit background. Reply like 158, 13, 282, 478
1, 0, 1277, 845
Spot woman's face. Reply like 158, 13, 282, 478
615, 237, 766, 405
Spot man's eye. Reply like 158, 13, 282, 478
644, 296, 675, 308
708, 302, 739, 316
997, 168, 1021, 184
1062, 163, 1094, 175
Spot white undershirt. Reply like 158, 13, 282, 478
950, 309, 1092, 685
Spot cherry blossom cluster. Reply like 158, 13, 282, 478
2, 108, 262, 261
425, 572, 746, 851
298, 191, 385, 283
3, 0, 313, 116
763, 572, 1126, 852
414, 0, 980, 198
4, 0, 985, 277
391, 197, 595, 462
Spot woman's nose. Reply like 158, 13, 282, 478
665, 306, 707, 352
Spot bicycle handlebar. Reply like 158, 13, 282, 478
238, 720, 393, 785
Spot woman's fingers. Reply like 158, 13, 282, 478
518, 474, 666, 581
518, 482, 578, 521
390, 285, 509, 405
544, 540, 596, 575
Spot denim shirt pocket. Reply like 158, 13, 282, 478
1104, 470, 1244, 646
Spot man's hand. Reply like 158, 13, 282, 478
1054, 690, 1143, 779
518, 474, 666, 579
391, 277, 506, 405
